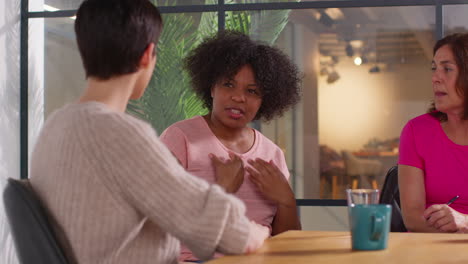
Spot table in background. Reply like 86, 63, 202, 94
206, 230, 468, 264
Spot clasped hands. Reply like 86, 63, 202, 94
210, 152, 295, 207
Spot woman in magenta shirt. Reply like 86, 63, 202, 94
160, 31, 302, 262
399, 33, 468, 233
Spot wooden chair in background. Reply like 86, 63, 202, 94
341, 150, 382, 190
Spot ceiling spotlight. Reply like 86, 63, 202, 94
369, 65, 381, 73
317, 10, 334, 28
354, 57, 362, 66
324, 8, 344, 21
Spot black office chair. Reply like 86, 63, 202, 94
3, 178, 70, 264
379, 165, 407, 232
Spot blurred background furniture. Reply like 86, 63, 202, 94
341, 150, 382, 189
352, 150, 398, 188
319, 145, 345, 199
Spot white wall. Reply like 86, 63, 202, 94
318, 57, 432, 153
444, 5, 468, 30
0, 0, 21, 262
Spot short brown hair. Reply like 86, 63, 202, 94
429, 33, 468, 121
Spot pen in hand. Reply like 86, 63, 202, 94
425, 195, 460, 222
446, 195, 460, 205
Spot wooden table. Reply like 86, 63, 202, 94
206, 230, 468, 263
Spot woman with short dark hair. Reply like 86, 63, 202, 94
30, 1, 268, 263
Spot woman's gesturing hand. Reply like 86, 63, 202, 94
210, 152, 244, 194
246, 158, 295, 207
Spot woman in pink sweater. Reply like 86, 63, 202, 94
161, 31, 302, 262
29, 1, 268, 263
399, 33, 468, 233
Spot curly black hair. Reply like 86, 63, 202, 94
184, 31, 301, 121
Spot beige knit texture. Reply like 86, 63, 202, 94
30, 102, 250, 264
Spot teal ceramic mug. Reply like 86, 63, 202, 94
349, 204, 392, 250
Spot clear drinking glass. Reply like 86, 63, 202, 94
346, 189, 380, 206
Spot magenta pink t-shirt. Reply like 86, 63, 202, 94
160, 116, 289, 261
398, 113, 468, 214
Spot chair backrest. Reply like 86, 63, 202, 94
3, 178, 69, 264
379, 166, 407, 232
341, 150, 359, 175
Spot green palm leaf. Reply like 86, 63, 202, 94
127, 0, 293, 133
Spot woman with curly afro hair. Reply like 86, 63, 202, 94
160, 31, 302, 262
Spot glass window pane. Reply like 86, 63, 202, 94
28, 17, 85, 152
228, 6, 435, 199
30, 12, 218, 147
128, 12, 216, 133
2, 2, 24, 262
317, 7, 434, 199
30, 0, 216, 12
1, 1, 21, 179
45, 18, 84, 118
28, 1, 439, 202
443, 5, 468, 35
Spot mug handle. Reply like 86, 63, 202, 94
371, 212, 384, 241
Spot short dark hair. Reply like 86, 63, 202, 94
75, 0, 163, 80
184, 31, 301, 121
429, 33, 468, 121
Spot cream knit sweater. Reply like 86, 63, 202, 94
30, 102, 251, 264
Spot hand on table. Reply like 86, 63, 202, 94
244, 221, 270, 254
210, 152, 244, 194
